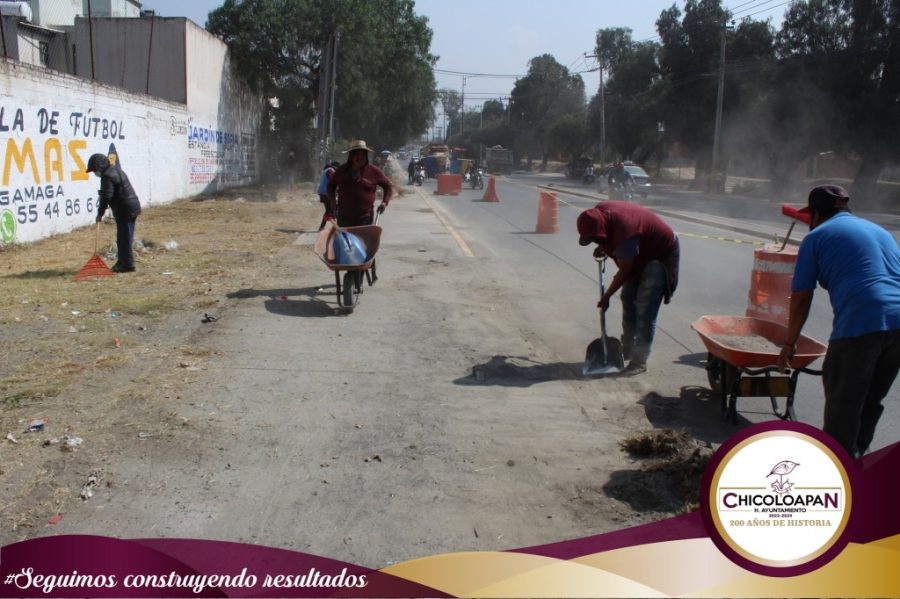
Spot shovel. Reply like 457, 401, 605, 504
582, 258, 625, 376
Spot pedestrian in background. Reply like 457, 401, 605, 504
326, 140, 393, 227
577, 201, 680, 374
778, 185, 900, 458
87, 153, 141, 273
317, 160, 339, 230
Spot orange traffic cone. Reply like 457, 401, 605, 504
481, 176, 499, 202
535, 191, 559, 233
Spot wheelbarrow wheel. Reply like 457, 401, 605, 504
706, 353, 725, 397
342, 271, 361, 310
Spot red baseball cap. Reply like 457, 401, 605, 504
577, 208, 607, 245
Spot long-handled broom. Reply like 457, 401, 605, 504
74, 222, 115, 281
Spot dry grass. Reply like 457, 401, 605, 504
0, 183, 323, 538
620, 429, 712, 513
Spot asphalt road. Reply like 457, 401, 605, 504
425, 171, 899, 454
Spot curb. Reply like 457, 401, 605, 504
535, 184, 801, 247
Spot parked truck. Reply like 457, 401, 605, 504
483, 145, 514, 174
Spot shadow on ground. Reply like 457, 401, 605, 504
227, 286, 340, 318
453, 355, 584, 387
3, 269, 73, 279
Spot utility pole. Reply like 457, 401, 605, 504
317, 32, 339, 167
586, 52, 605, 163
461, 75, 466, 137
711, 20, 729, 192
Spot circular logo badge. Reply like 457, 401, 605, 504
0, 209, 16, 243
702, 422, 856, 576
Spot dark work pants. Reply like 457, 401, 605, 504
620, 260, 667, 366
116, 216, 137, 268
822, 329, 900, 458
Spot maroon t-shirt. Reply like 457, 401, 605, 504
594, 201, 677, 276
327, 162, 394, 220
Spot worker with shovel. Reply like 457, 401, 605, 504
87, 153, 141, 273
577, 201, 680, 375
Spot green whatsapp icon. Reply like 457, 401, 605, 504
0, 210, 15, 244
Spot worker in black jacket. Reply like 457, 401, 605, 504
87, 153, 142, 273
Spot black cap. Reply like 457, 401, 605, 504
805, 184, 850, 213
86, 153, 110, 173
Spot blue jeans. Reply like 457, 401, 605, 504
116, 217, 137, 268
620, 261, 667, 365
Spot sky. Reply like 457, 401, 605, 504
141, 0, 790, 133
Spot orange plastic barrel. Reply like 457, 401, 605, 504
535, 191, 559, 233
745, 243, 798, 326
435, 174, 462, 195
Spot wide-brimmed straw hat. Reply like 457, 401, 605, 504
344, 140, 375, 154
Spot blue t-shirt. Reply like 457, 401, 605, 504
316, 168, 334, 196
792, 212, 900, 339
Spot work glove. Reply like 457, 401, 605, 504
377, 202, 387, 214
95, 215, 103, 223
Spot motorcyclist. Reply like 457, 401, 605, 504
607, 162, 633, 199
408, 157, 417, 185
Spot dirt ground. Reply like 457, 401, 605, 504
0, 184, 323, 536
0, 175, 711, 558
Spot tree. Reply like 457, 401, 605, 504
549, 113, 593, 164
593, 27, 639, 162
207, 0, 438, 177
656, 0, 729, 183
439, 89, 462, 139
481, 99, 507, 124
509, 54, 586, 170
592, 35, 663, 164
777, 0, 900, 203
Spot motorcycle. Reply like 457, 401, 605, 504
470, 167, 485, 190
413, 165, 426, 186
582, 165, 595, 185
608, 179, 634, 201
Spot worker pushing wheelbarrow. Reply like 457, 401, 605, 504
319, 139, 393, 312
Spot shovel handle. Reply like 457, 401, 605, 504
597, 259, 609, 350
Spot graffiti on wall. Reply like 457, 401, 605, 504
0, 104, 127, 243
184, 118, 256, 188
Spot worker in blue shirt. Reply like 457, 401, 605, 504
778, 185, 900, 458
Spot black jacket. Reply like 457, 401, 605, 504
97, 165, 141, 220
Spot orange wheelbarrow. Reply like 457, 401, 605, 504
692, 315, 827, 423
313, 220, 382, 312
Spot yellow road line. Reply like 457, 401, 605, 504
675, 231, 763, 245
420, 190, 475, 258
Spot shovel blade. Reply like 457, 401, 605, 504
582, 336, 626, 376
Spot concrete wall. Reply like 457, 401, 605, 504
30, 0, 82, 28
83, 0, 142, 18
71, 17, 186, 103
183, 21, 258, 190
0, 27, 262, 245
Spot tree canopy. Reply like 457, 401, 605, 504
207, 0, 438, 173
